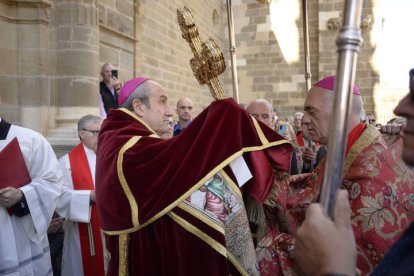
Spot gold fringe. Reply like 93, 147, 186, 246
264, 170, 290, 207
244, 194, 267, 243
118, 234, 130, 276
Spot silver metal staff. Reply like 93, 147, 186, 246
301, 0, 315, 170
319, 0, 363, 218
226, 0, 240, 103
301, 0, 312, 92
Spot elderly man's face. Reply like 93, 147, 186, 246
293, 115, 303, 130
79, 120, 102, 153
247, 102, 275, 129
139, 81, 173, 137
394, 93, 414, 166
101, 64, 113, 83
302, 87, 333, 145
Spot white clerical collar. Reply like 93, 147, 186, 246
82, 143, 96, 157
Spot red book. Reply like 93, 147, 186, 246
0, 137, 31, 189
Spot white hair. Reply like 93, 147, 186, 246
293, 112, 304, 118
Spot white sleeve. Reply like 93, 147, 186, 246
18, 133, 63, 243
55, 154, 92, 223
99, 97, 107, 118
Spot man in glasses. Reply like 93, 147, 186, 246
57, 115, 106, 276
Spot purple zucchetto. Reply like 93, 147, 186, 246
313, 75, 361, 95
118, 77, 150, 106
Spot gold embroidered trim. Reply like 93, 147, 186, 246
177, 202, 225, 234
343, 125, 380, 176
117, 136, 141, 228
220, 170, 243, 199
103, 139, 289, 235
105, 149, 241, 235
251, 116, 270, 145
169, 211, 248, 276
243, 141, 288, 152
118, 108, 160, 138
118, 234, 130, 276
168, 211, 227, 256
227, 252, 249, 276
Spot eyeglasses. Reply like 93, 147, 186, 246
82, 129, 100, 136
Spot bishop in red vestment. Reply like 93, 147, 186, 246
257, 76, 414, 275
293, 72, 414, 276
96, 78, 292, 275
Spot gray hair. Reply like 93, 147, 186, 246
293, 112, 304, 118
121, 81, 151, 111
78, 115, 102, 133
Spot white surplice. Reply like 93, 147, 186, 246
0, 122, 63, 276
57, 144, 95, 276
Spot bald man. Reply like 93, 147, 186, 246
173, 97, 193, 136
247, 99, 299, 175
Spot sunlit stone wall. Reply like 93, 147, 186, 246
233, 0, 411, 122
0, 0, 227, 154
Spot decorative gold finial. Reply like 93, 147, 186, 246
177, 6, 227, 100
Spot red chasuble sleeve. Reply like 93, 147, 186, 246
96, 98, 292, 232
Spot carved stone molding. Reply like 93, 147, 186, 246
327, 15, 374, 32
56, 0, 98, 26
99, 24, 137, 44
2, 0, 51, 8
0, 0, 51, 25
360, 14, 373, 31
327, 17, 341, 31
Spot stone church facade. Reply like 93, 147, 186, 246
0, 0, 410, 152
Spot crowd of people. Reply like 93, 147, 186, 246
0, 64, 413, 276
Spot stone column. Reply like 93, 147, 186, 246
49, 0, 99, 148
0, 1, 52, 132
